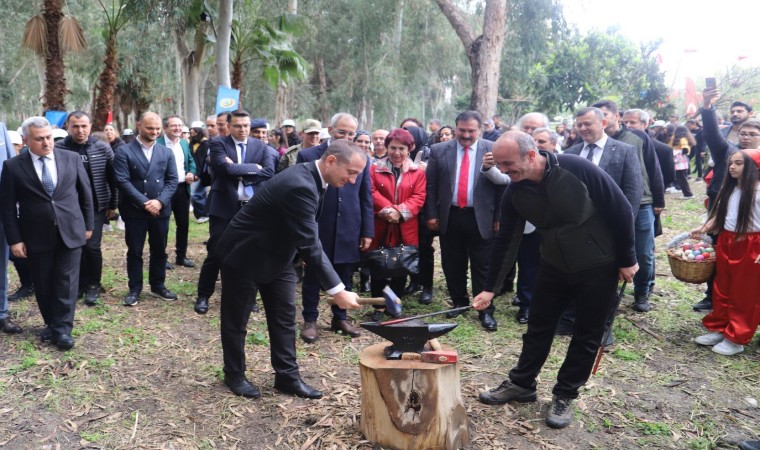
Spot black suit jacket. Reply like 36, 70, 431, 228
214, 162, 341, 289
207, 136, 277, 220
565, 138, 642, 209
1, 149, 94, 253
114, 140, 178, 219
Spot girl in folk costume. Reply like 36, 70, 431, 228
692, 149, 760, 355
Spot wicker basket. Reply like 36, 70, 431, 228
667, 249, 715, 284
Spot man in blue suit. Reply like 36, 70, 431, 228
0, 121, 22, 334
114, 112, 178, 306
193, 110, 277, 315
295, 113, 373, 342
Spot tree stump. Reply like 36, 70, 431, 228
359, 343, 470, 450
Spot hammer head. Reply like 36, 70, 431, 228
382, 285, 403, 317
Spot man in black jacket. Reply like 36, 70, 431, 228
55, 111, 118, 305
473, 131, 637, 430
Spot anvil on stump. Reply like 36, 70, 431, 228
358, 331, 470, 449
360, 319, 458, 359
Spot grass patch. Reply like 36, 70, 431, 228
637, 420, 670, 436
612, 348, 642, 362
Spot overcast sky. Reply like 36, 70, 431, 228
561, 0, 758, 88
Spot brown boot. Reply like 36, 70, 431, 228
331, 317, 361, 337
300, 321, 318, 343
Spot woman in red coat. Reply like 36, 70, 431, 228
367, 128, 427, 321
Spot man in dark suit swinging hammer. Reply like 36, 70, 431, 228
0, 117, 94, 350
214, 139, 364, 400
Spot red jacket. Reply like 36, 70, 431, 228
369, 159, 426, 249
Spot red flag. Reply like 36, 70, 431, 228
684, 77, 698, 117
107, 110, 113, 125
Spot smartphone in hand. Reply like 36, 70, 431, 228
705, 77, 716, 89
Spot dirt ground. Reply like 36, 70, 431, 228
1, 181, 758, 450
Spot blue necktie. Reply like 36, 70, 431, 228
586, 143, 596, 162
239, 143, 254, 197
40, 156, 56, 196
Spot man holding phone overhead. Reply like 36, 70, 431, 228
706, 76, 754, 145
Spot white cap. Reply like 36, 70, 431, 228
7, 130, 22, 145
122, 128, 134, 136
52, 129, 68, 139
281, 119, 296, 128
319, 128, 330, 140
190, 120, 205, 128
181, 126, 189, 133
651, 120, 666, 128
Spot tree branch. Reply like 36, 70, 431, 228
434, 0, 476, 49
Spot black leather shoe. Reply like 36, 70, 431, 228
165, 261, 174, 270
176, 257, 195, 268
84, 284, 100, 306
419, 286, 433, 305
150, 286, 178, 301
0, 317, 23, 334
274, 378, 323, 399
225, 376, 261, 399
40, 327, 53, 342
8, 285, 34, 301
480, 313, 498, 331
123, 291, 140, 306
54, 334, 75, 350
194, 296, 209, 314
739, 440, 760, 450
403, 282, 421, 296
446, 308, 464, 318
479, 380, 536, 405
692, 298, 712, 312
250, 302, 260, 313
516, 307, 529, 324
633, 293, 650, 312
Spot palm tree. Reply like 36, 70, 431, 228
22, 0, 86, 112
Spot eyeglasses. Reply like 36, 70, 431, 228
739, 132, 760, 138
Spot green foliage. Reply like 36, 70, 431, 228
529, 28, 673, 115
636, 420, 670, 436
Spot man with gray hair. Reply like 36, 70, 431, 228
1, 117, 94, 349
532, 127, 560, 153
296, 113, 373, 341
473, 130, 637, 429
516, 112, 550, 134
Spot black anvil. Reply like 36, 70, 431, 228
360, 319, 458, 359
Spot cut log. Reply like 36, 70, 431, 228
359, 343, 470, 450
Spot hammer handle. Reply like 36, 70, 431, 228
326, 297, 386, 306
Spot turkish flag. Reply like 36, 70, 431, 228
685, 77, 698, 117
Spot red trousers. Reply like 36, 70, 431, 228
703, 230, 760, 345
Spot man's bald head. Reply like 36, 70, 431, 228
138, 112, 163, 143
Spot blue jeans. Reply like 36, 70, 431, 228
633, 205, 655, 296
0, 218, 9, 320
190, 181, 208, 219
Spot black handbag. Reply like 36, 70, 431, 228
363, 225, 419, 279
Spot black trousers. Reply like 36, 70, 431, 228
509, 261, 619, 399
301, 262, 353, 322
197, 215, 233, 298
79, 209, 106, 290
28, 236, 81, 337
415, 212, 437, 288
440, 207, 494, 314
10, 254, 34, 287
124, 217, 169, 292
220, 263, 300, 382
171, 183, 190, 260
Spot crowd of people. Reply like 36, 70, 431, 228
0, 86, 758, 436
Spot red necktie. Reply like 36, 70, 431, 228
457, 146, 470, 208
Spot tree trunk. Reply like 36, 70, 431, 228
92, 30, 118, 130
434, 0, 508, 118
393, 0, 405, 56
231, 54, 243, 91
315, 56, 329, 125
215, 0, 233, 88
175, 24, 207, 123
43, 0, 66, 111
287, 0, 297, 14
275, 80, 287, 126
359, 343, 470, 450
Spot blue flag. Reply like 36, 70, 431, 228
215, 86, 240, 114
45, 110, 68, 128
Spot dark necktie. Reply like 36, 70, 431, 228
239, 143, 254, 197
585, 144, 596, 162
40, 156, 56, 196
